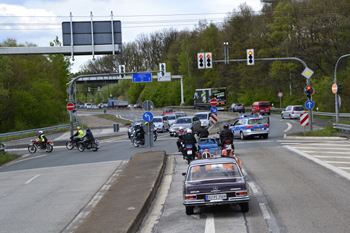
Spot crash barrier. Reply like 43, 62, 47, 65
0, 121, 81, 139
333, 123, 350, 132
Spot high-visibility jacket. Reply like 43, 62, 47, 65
77, 129, 84, 138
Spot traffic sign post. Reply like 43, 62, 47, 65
278, 92, 283, 108
66, 102, 75, 111
300, 113, 309, 136
142, 110, 154, 148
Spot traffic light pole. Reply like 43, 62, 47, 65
334, 54, 350, 123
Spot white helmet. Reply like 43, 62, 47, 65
187, 129, 192, 134
39, 131, 43, 134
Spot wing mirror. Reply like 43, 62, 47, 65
182, 173, 187, 176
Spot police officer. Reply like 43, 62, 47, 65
220, 123, 233, 145
72, 126, 84, 144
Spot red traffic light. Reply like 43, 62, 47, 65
248, 51, 253, 55
306, 86, 311, 90
206, 54, 211, 58
199, 54, 203, 59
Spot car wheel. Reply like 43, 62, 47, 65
240, 203, 249, 212
186, 206, 194, 215
281, 114, 284, 119
289, 114, 292, 119
263, 134, 268, 139
268, 112, 270, 115
240, 131, 246, 140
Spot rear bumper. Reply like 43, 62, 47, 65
184, 196, 250, 206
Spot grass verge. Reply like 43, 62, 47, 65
0, 152, 21, 166
288, 124, 341, 137
96, 114, 133, 125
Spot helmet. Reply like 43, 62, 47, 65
223, 123, 229, 129
77, 127, 81, 130
86, 128, 90, 131
187, 129, 192, 134
39, 131, 43, 134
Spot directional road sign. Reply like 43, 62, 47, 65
305, 100, 315, 110
66, 102, 75, 111
132, 73, 152, 83
143, 111, 154, 122
210, 106, 218, 114
210, 98, 218, 106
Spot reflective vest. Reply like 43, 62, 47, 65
40, 134, 45, 141
78, 129, 84, 138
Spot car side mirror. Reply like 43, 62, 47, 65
182, 173, 187, 176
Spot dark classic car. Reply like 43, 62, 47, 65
182, 157, 250, 215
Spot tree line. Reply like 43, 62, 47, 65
78, 0, 350, 112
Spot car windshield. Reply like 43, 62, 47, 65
176, 113, 186, 117
259, 103, 269, 107
164, 109, 173, 113
195, 114, 207, 119
187, 163, 241, 181
248, 119, 266, 124
153, 118, 162, 122
132, 120, 145, 126
294, 107, 304, 111
166, 115, 176, 120
176, 118, 191, 124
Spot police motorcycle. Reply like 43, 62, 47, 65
180, 129, 197, 164
77, 138, 100, 152
66, 136, 82, 150
129, 124, 157, 142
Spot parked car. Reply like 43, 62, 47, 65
175, 112, 187, 118
84, 103, 92, 108
228, 103, 245, 113
194, 112, 212, 128
250, 101, 270, 115
230, 115, 270, 140
162, 108, 175, 116
165, 114, 178, 125
134, 104, 142, 109
281, 105, 306, 119
169, 116, 201, 136
182, 157, 250, 215
152, 116, 170, 132
127, 104, 134, 109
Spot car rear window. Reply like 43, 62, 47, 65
188, 163, 241, 181
294, 107, 304, 111
166, 115, 176, 120
176, 118, 191, 124
259, 103, 269, 107
195, 114, 207, 119
248, 119, 266, 124
153, 118, 162, 122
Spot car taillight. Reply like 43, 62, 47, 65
185, 194, 197, 200
236, 191, 248, 196
304, 110, 306, 113
292, 109, 294, 114
264, 124, 269, 127
246, 125, 253, 129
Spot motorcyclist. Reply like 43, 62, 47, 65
36, 131, 47, 149
220, 123, 234, 145
197, 123, 209, 138
182, 129, 198, 155
83, 128, 94, 147
71, 127, 84, 145
176, 127, 186, 152
135, 123, 145, 142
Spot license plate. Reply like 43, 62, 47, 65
206, 194, 227, 200
255, 128, 262, 131
225, 145, 232, 150
187, 150, 192, 155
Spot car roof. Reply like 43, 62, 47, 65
153, 116, 164, 118
194, 112, 210, 115
189, 157, 238, 166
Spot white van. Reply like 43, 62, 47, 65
84, 103, 92, 108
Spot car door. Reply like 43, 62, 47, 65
231, 119, 241, 137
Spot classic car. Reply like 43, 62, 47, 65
182, 157, 250, 215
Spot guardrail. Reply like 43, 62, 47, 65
333, 123, 350, 132
0, 121, 81, 139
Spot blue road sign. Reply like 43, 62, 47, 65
305, 100, 315, 109
210, 106, 218, 114
132, 73, 152, 83
143, 111, 154, 122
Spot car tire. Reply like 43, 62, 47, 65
240, 131, 246, 140
263, 134, 268, 139
240, 203, 249, 212
289, 114, 292, 119
268, 112, 270, 115
281, 114, 284, 119
186, 206, 194, 215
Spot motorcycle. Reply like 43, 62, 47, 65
133, 131, 145, 147
182, 144, 195, 164
221, 140, 235, 157
28, 139, 54, 154
77, 139, 100, 152
130, 128, 157, 142
66, 136, 83, 150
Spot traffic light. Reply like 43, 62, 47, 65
159, 63, 166, 76
197, 53, 205, 69
247, 49, 254, 65
119, 65, 125, 78
304, 85, 313, 99
205, 52, 212, 68
337, 83, 343, 95
98, 87, 101, 91
88, 87, 90, 92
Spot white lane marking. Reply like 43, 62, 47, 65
259, 203, 271, 220
301, 151, 350, 154
283, 123, 292, 132
338, 167, 350, 170
204, 213, 215, 233
325, 161, 350, 164
24, 174, 41, 184
293, 146, 350, 149
315, 156, 350, 159
248, 181, 259, 194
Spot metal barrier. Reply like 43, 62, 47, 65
0, 121, 81, 139
333, 123, 350, 132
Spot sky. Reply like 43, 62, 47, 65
0, 0, 264, 73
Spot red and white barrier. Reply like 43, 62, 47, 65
300, 113, 309, 126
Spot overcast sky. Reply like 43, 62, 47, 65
0, 0, 263, 73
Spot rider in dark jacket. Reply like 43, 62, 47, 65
220, 123, 234, 144
182, 129, 197, 154
197, 123, 209, 138
83, 128, 94, 146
